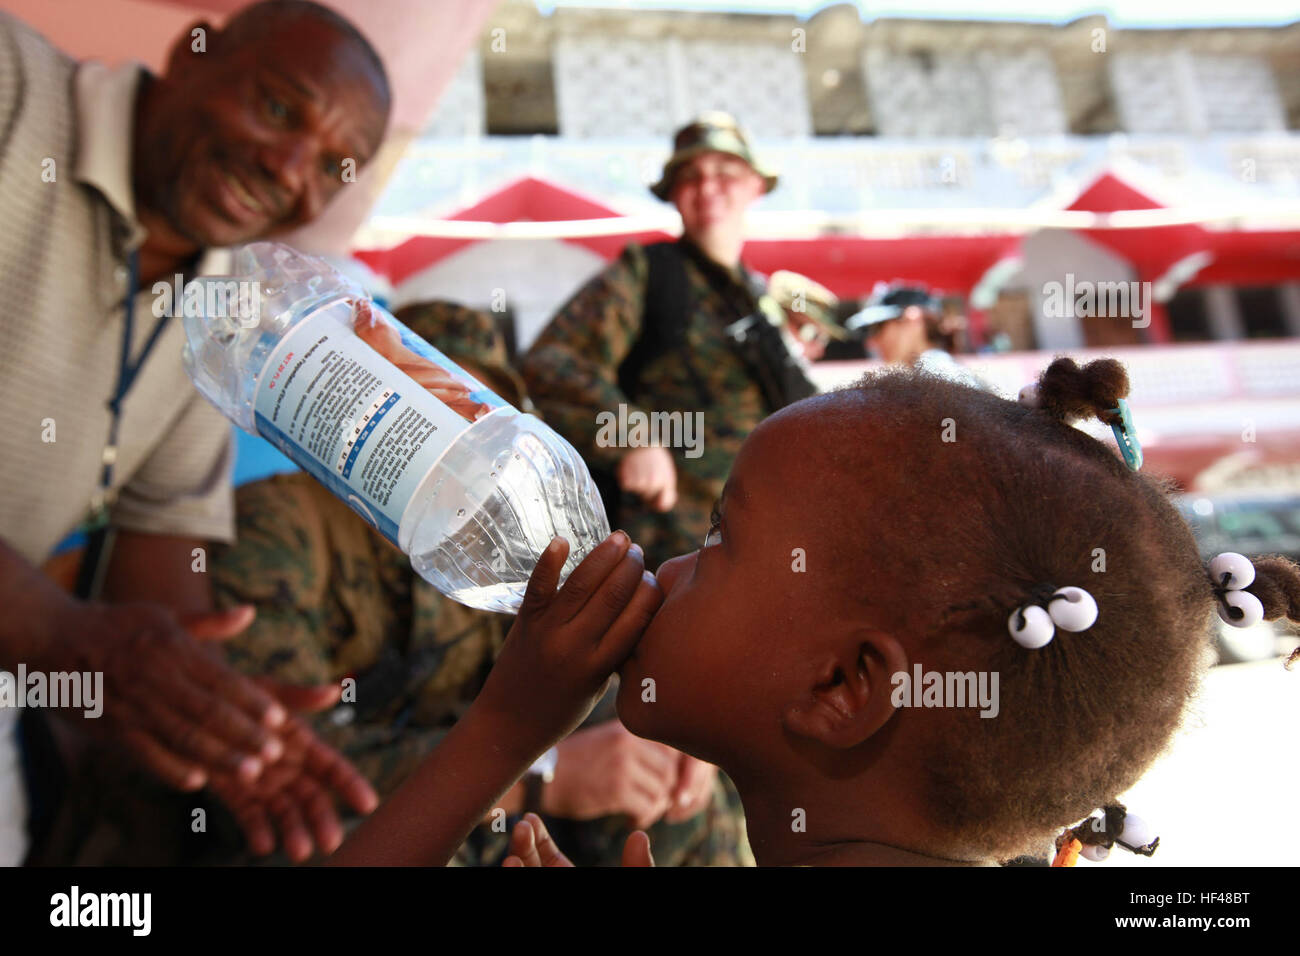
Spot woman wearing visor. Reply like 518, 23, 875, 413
848, 284, 986, 390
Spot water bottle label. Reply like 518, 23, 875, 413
252, 298, 508, 547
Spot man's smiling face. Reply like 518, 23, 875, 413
142, 15, 388, 248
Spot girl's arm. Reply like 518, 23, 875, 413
330, 532, 660, 866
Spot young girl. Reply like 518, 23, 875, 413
333, 358, 1300, 866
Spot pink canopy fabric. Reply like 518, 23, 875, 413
354, 175, 1026, 300
1064, 171, 1300, 341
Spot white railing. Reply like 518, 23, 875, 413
370, 133, 1300, 225
809, 340, 1300, 445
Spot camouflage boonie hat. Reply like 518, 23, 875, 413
767, 270, 846, 341
650, 112, 778, 201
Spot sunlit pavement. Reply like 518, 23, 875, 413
1091, 658, 1300, 867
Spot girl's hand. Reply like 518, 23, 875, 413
475, 532, 662, 763
329, 532, 660, 868
503, 813, 655, 867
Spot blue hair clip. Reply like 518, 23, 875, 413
1109, 399, 1142, 471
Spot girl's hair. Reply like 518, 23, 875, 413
839, 358, 1300, 860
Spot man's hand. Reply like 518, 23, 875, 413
207, 707, 379, 862
503, 812, 654, 867
41, 602, 289, 791
616, 446, 677, 512
543, 721, 687, 830
664, 752, 718, 823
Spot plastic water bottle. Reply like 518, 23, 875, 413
181, 242, 609, 614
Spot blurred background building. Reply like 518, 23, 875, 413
348, 2, 1300, 517
361, 2, 1300, 352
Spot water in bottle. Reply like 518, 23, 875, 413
181, 242, 609, 614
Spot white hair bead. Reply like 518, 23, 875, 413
1209, 551, 1255, 590
1119, 814, 1156, 851
1080, 844, 1110, 862
1217, 589, 1265, 629
1048, 587, 1099, 632
1008, 604, 1055, 649
1017, 383, 1041, 408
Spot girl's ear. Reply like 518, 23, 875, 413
781, 629, 908, 749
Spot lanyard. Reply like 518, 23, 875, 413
76, 249, 173, 598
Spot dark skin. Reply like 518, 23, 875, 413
110, 10, 387, 855
131, 14, 388, 284
329, 396, 993, 867
330, 531, 662, 866
613, 395, 993, 866
0, 10, 390, 862
98, 533, 377, 859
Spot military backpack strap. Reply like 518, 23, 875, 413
723, 272, 818, 413
752, 280, 819, 407
618, 241, 714, 408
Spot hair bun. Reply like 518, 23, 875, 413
1035, 358, 1130, 426
1248, 555, 1300, 622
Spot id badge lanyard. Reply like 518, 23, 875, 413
74, 250, 174, 599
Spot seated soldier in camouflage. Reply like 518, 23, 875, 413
209, 299, 752, 867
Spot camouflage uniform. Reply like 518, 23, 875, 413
519, 114, 839, 572
520, 239, 780, 571
34, 300, 752, 867
209, 302, 752, 867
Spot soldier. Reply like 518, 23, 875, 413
521, 112, 821, 570
209, 300, 752, 867
767, 269, 844, 364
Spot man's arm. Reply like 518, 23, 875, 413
0, 535, 287, 788
0, 538, 82, 668
100, 524, 380, 862
101, 532, 216, 615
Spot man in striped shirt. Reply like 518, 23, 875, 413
0, 1, 391, 865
